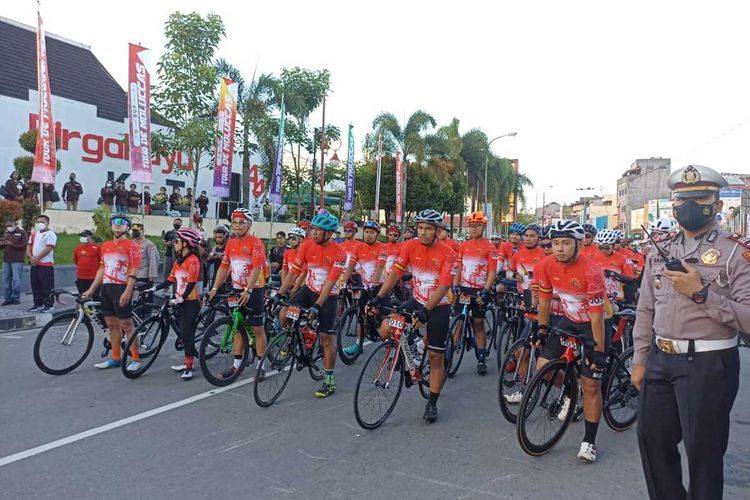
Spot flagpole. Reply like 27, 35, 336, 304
318, 95, 326, 212
374, 132, 382, 220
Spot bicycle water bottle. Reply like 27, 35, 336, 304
302, 326, 316, 350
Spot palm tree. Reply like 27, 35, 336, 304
369, 110, 436, 162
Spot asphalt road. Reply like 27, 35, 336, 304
1, 328, 748, 500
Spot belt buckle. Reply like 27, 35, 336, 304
657, 338, 677, 354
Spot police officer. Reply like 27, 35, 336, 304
632, 164, 749, 500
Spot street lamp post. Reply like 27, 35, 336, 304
483, 132, 518, 204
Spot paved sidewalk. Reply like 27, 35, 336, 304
0, 288, 77, 332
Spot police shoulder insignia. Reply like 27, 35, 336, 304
743, 251, 750, 263
726, 233, 750, 249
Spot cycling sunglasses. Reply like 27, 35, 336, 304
288, 235, 300, 241
598, 244, 612, 250
111, 217, 130, 226
540, 243, 552, 249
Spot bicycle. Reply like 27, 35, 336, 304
495, 295, 529, 371
446, 290, 496, 377
33, 288, 159, 375
497, 323, 541, 424
253, 299, 325, 407
352, 305, 454, 430
337, 286, 383, 365
515, 326, 638, 456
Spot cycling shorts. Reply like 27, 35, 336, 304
452, 286, 487, 319
100, 284, 132, 320
233, 287, 264, 327
540, 317, 612, 380
289, 285, 338, 334
401, 298, 451, 353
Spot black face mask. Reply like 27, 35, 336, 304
674, 200, 716, 231
132, 230, 142, 238
173, 224, 181, 230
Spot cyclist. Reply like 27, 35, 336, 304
539, 226, 553, 256
368, 209, 457, 423
341, 220, 387, 357
490, 233, 502, 251
281, 226, 308, 295
648, 217, 677, 237
149, 227, 204, 380
533, 219, 610, 463
499, 222, 525, 270
276, 210, 347, 398
590, 229, 635, 303
384, 224, 402, 274
509, 224, 545, 310
340, 220, 364, 287
298, 219, 312, 238
205, 208, 267, 380
81, 214, 142, 371
438, 223, 460, 254
451, 211, 497, 375
580, 224, 600, 259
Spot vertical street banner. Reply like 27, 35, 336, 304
268, 96, 285, 205
127, 44, 152, 183
344, 124, 355, 211
31, 11, 56, 185
395, 151, 403, 224
212, 77, 238, 198
374, 132, 383, 215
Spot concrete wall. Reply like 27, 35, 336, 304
617, 158, 671, 233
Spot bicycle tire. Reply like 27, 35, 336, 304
33, 311, 94, 375
337, 306, 363, 365
517, 358, 578, 456
498, 338, 535, 424
353, 340, 404, 430
121, 317, 167, 379
484, 307, 496, 356
308, 327, 325, 381
254, 329, 295, 407
199, 316, 250, 387
446, 315, 466, 378
603, 346, 638, 431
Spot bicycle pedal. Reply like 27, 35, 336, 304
295, 361, 304, 371
100, 349, 108, 358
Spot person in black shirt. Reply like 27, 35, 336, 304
196, 191, 209, 218
269, 231, 287, 274
114, 181, 128, 213
62, 173, 83, 210
162, 218, 181, 279
205, 225, 229, 289
168, 187, 181, 211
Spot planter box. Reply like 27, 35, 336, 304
151, 203, 167, 211
174, 205, 191, 217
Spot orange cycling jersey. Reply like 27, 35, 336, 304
498, 241, 520, 271
282, 247, 306, 275
536, 254, 608, 323
590, 250, 634, 300
619, 248, 643, 274
100, 239, 141, 285
350, 241, 387, 287
510, 246, 546, 290
292, 239, 347, 294
168, 254, 200, 301
579, 244, 602, 261
384, 241, 401, 274
442, 238, 460, 255
340, 239, 364, 273
458, 238, 498, 288
219, 234, 266, 289
392, 239, 457, 306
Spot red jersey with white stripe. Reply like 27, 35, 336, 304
510, 246, 546, 290
340, 239, 365, 272
458, 238, 498, 288
292, 239, 347, 294
536, 255, 607, 323
532, 259, 564, 316
392, 239, 457, 306
100, 239, 141, 285
441, 238, 460, 255
282, 247, 307, 275
168, 254, 200, 301
498, 241, 520, 271
219, 234, 266, 289
384, 241, 401, 274
350, 241, 387, 287
590, 250, 634, 300
619, 248, 643, 274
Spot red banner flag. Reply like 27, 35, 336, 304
128, 44, 152, 183
31, 11, 56, 185
395, 151, 403, 224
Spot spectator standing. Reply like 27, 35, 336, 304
73, 230, 100, 295
163, 218, 181, 279
196, 190, 209, 218
1, 217, 28, 305
127, 184, 141, 214
131, 222, 159, 287
143, 185, 152, 215
114, 181, 128, 213
62, 173, 83, 211
185, 188, 194, 204
100, 180, 115, 209
4, 171, 24, 202
42, 183, 54, 210
26, 214, 57, 313
168, 187, 181, 211
269, 231, 286, 274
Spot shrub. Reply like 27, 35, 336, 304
0, 200, 24, 223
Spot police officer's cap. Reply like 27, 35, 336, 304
668, 165, 728, 199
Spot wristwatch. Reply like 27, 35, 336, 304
691, 284, 710, 304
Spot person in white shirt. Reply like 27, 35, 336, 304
26, 215, 57, 313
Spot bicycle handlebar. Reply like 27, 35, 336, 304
604, 269, 637, 286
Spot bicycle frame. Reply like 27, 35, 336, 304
373, 313, 421, 389
218, 299, 253, 354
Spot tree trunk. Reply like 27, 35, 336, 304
191, 150, 200, 227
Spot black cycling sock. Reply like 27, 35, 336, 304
584, 420, 599, 444
428, 392, 439, 406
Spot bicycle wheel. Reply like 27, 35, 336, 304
33, 312, 94, 375
337, 306, 363, 365
603, 347, 638, 431
122, 318, 167, 379
254, 329, 295, 407
199, 317, 250, 387
132, 303, 158, 328
446, 315, 466, 378
354, 340, 404, 430
308, 328, 326, 381
517, 358, 578, 456
497, 318, 519, 362
498, 338, 536, 424
484, 307, 496, 356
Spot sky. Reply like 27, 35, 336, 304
5, 0, 750, 210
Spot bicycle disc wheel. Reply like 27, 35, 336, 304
517, 358, 578, 456
354, 340, 404, 430
199, 317, 250, 387
254, 329, 295, 407
603, 347, 638, 431
498, 338, 535, 424
446, 315, 466, 378
337, 306, 363, 365
122, 318, 166, 379
33, 312, 94, 375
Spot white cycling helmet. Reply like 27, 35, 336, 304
650, 217, 676, 233
548, 220, 586, 241
288, 227, 306, 238
594, 229, 618, 245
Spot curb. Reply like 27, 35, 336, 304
0, 313, 52, 332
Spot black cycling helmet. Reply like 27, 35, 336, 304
582, 223, 597, 236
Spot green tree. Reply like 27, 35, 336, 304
151, 11, 225, 222
367, 110, 436, 163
